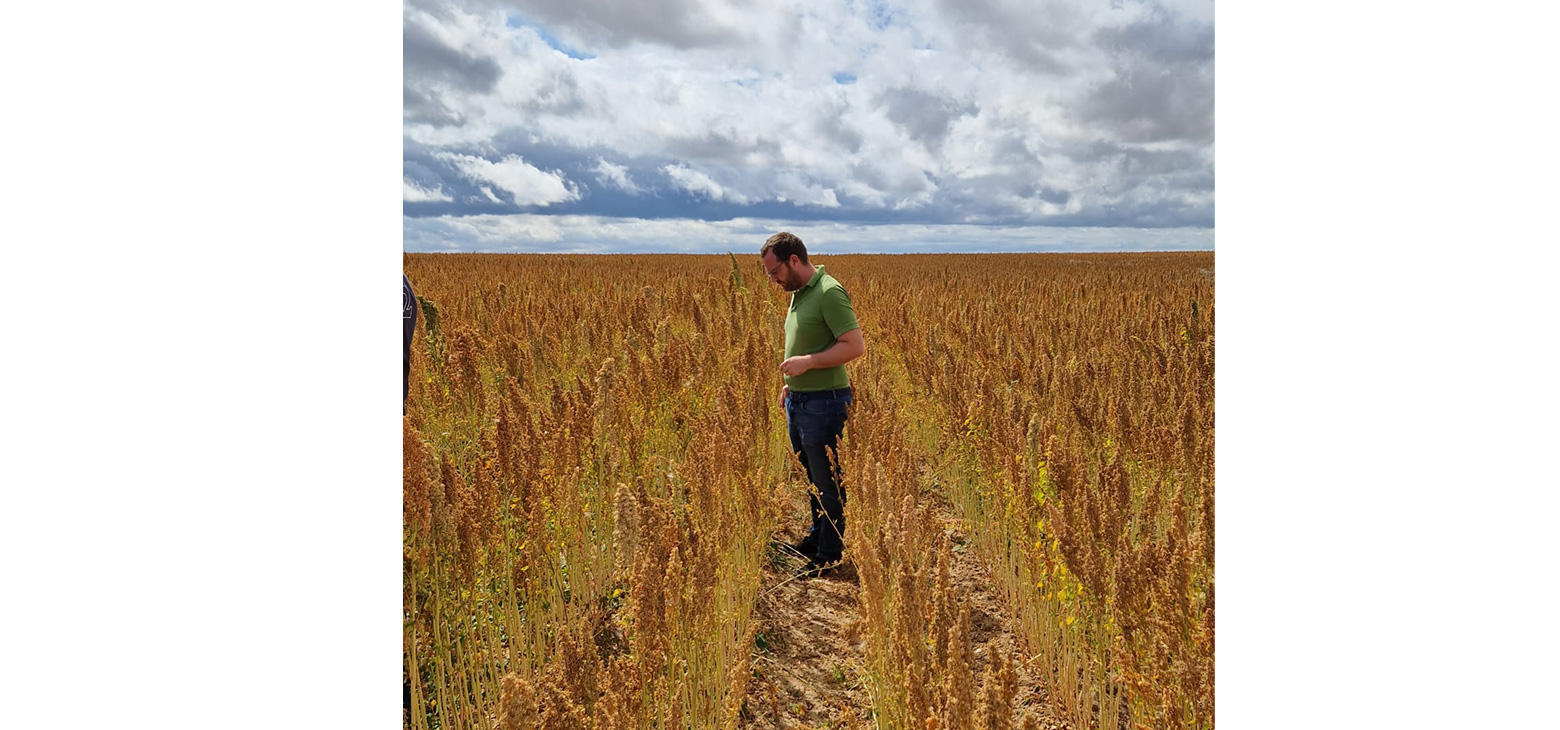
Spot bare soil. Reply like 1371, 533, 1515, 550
932, 493, 1068, 730
736, 489, 1068, 729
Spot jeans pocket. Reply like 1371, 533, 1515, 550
800, 397, 845, 416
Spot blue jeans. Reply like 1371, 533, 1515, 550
785, 387, 852, 564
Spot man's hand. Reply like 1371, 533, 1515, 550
779, 384, 790, 412
780, 355, 813, 377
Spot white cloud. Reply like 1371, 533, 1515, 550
787, 186, 841, 208
492, 0, 801, 56
662, 163, 750, 204
404, 213, 1214, 253
403, 179, 453, 202
436, 152, 580, 206
593, 158, 642, 194
773, 172, 841, 208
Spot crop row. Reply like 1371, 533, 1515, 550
403, 252, 1213, 730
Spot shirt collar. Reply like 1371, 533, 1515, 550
801, 265, 826, 291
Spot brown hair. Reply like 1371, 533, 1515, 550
760, 231, 809, 264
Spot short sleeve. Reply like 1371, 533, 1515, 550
821, 286, 859, 339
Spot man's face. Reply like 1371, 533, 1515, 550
762, 252, 803, 291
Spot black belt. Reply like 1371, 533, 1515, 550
787, 387, 852, 402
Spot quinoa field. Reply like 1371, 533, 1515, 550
402, 252, 1214, 730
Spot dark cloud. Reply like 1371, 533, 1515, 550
664, 129, 782, 166
403, 10, 505, 129
934, 0, 1080, 74
403, 0, 465, 21
403, 158, 448, 191
1037, 186, 1072, 205
499, 0, 799, 50
849, 159, 934, 199
1064, 140, 1211, 185
404, 15, 502, 93
519, 65, 587, 114
880, 88, 978, 151
404, 85, 466, 127
808, 97, 864, 154
1075, 6, 1214, 143
988, 131, 1043, 169
1077, 68, 1213, 143
818, 121, 864, 155
1096, 9, 1214, 64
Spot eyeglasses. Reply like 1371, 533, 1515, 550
765, 260, 789, 278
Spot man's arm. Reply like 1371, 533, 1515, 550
779, 328, 865, 376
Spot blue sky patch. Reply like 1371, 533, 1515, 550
505, 14, 593, 60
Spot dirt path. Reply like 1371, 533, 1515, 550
738, 520, 874, 729
930, 491, 1069, 730
736, 490, 1068, 729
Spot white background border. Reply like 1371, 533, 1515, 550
4, 2, 1558, 727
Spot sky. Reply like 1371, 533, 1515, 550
402, 0, 1214, 253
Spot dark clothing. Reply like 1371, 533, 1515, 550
404, 274, 417, 411
785, 387, 852, 564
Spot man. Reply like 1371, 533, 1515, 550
760, 232, 866, 578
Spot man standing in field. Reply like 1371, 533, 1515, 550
761, 232, 866, 578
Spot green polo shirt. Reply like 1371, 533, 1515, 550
784, 265, 860, 392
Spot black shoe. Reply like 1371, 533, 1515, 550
780, 538, 816, 560
796, 559, 838, 579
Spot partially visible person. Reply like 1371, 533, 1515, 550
404, 272, 417, 413
760, 232, 866, 578
403, 271, 418, 717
